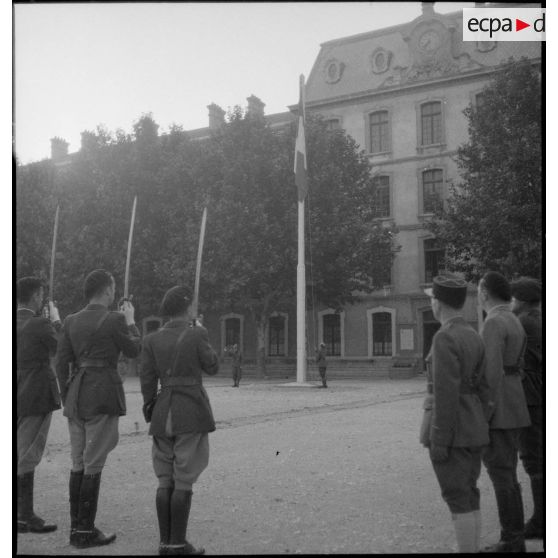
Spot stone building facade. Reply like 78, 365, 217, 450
45, 3, 541, 377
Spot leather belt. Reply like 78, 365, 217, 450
161, 376, 199, 387
503, 365, 521, 376
78, 358, 110, 369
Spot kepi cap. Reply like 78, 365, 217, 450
424, 275, 468, 309
511, 277, 541, 304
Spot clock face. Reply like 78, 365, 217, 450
418, 30, 441, 53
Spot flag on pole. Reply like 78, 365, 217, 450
294, 74, 308, 202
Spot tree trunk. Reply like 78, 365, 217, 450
255, 319, 267, 378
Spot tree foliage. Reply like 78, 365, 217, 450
429, 59, 542, 280
16, 107, 395, 373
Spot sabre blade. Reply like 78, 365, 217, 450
124, 196, 138, 300
49, 205, 60, 301
192, 206, 208, 319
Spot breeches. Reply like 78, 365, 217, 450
319, 367, 327, 380
17, 413, 52, 475
518, 406, 543, 478
431, 446, 482, 514
482, 428, 521, 491
232, 367, 242, 382
68, 414, 119, 475
152, 430, 209, 491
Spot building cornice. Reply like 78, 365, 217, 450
295, 59, 541, 113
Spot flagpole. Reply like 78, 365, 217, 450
294, 73, 308, 384
297, 197, 306, 383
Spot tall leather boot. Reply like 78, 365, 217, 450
17, 471, 57, 533
72, 472, 116, 549
167, 489, 204, 555
156, 487, 173, 555
68, 470, 84, 545
481, 488, 525, 553
452, 512, 477, 553
525, 476, 544, 539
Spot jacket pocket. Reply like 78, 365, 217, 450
419, 395, 434, 447
110, 370, 126, 415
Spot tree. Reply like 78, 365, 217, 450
197, 107, 395, 375
429, 59, 542, 280
15, 106, 395, 378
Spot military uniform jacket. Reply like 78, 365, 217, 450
140, 320, 219, 437
481, 305, 531, 429
231, 351, 242, 370
423, 317, 491, 448
316, 348, 326, 368
517, 308, 542, 407
55, 304, 141, 419
17, 308, 61, 417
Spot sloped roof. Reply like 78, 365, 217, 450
305, 4, 541, 107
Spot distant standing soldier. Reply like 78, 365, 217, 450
230, 344, 242, 387
477, 271, 531, 553
17, 277, 62, 534
55, 269, 141, 549
316, 342, 328, 388
140, 286, 219, 555
511, 277, 543, 540
421, 275, 492, 552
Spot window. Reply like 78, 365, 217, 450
325, 118, 341, 131
225, 318, 240, 347
422, 169, 443, 213
424, 239, 445, 283
372, 312, 392, 356
323, 314, 341, 356
268, 316, 285, 356
420, 102, 442, 145
369, 110, 390, 153
372, 175, 390, 218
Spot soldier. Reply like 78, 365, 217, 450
316, 342, 328, 388
140, 286, 219, 556
230, 344, 242, 387
477, 271, 531, 553
55, 269, 141, 549
17, 277, 62, 533
511, 277, 543, 539
421, 275, 492, 552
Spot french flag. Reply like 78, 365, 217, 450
294, 74, 308, 202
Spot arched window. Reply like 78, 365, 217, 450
268, 315, 286, 356
422, 169, 444, 213
323, 314, 341, 356
225, 317, 240, 347
372, 175, 390, 218
369, 110, 390, 153
420, 102, 442, 145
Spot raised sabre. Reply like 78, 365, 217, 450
191, 206, 208, 325
123, 196, 138, 300
48, 205, 60, 301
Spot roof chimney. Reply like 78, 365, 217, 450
50, 137, 69, 161
422, 2, 435, 15
207, 103, 225, 129
246, 95, 265, 118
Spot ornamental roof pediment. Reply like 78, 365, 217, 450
305, 9, 541, 106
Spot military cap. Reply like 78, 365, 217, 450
160, 285, 191, 316
511, 277, 541, 304
424, 275, 468, 309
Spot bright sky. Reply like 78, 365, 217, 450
14, 2, 475, 164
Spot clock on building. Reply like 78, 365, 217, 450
418, 30, 442, 53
